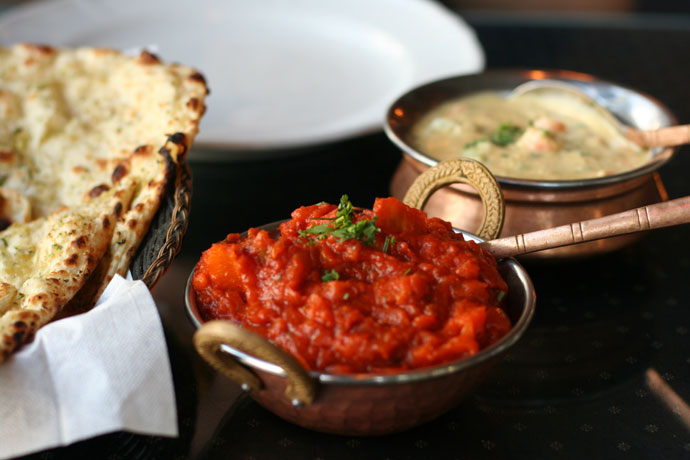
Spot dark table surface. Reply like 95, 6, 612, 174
16, 6, 690, 460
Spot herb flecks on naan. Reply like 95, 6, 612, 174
0, 184, 134, 363
0, 43, 208, 362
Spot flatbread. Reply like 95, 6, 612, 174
0, 44, 207, 217
0, 43, 208, 362
0, 183, 134, 363
59, 135, 186, 317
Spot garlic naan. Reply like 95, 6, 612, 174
0, 43, 208, 363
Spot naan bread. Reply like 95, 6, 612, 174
59, 135, 186, 317
0, 183, 134, 363
0, 44, 207, 217
0, 43, 208, 362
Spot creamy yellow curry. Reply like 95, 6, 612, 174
409, 91, 650, 180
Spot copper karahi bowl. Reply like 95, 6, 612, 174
185, 223, 535, 436
385, 69, 678, 259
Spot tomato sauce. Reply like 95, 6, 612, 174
191, 196, 511, 374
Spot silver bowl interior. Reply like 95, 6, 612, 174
185, 223, 536, 386
384, 69, 677, 189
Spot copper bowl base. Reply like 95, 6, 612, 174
217, 259, 533, 436
248, 358, 500, 436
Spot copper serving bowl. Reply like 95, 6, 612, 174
184, 159, 535, 436
185, 228, 534, 436
385, 69, 678, 259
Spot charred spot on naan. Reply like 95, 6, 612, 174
0, 310, 41, 363
88, 184, 110, 199
0, 150, 16, 164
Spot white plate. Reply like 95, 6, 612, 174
0, 0, 484, 154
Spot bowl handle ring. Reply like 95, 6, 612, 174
403, 158, 505, 240
193, 320, 317, 407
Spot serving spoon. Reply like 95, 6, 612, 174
483, 195, 690, 259
402, 157, 689, 259
510, 79, 690, 149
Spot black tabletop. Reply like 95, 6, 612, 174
16, 6, 690, 460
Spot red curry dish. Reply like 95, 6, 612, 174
191, 196, 511, 374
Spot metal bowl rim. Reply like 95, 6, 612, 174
185, 221, 536, 386
383, 68, 678, 190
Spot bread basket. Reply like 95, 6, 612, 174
130, 134, 193, 288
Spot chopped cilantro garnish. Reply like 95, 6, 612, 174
490, 123, 523, 146
404, 268, 412, 276
464, 138, 487, 149
321, 269, 340, 282
343, 293, 350, 300
497, 291, 506, 302
332, 218, 379, 245
382, 235, 391, 253
298, 195, 380, 246
1, 238, 7, 247
300, 223, 332, 237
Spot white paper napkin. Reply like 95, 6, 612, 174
0, 274, 178, 459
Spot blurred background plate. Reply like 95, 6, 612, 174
0, 0, 484, 156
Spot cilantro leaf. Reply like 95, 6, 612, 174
322, 269, 340, 282
382, 235, 396, 253
490, 123, 523, 146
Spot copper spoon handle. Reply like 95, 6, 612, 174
483, 196, 690, 259
625, 125, 690, 148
